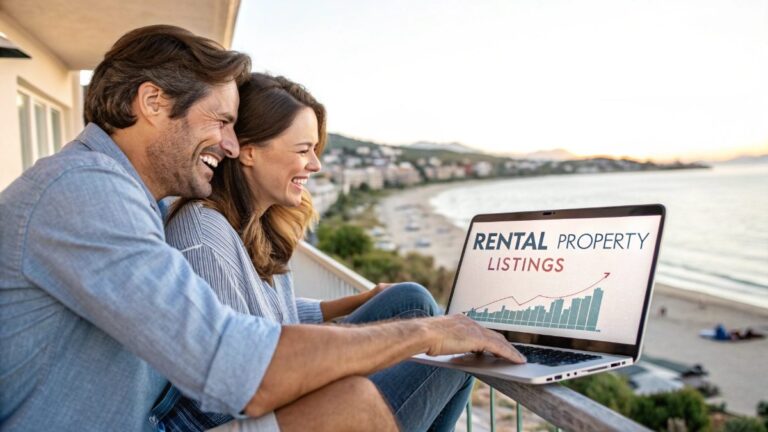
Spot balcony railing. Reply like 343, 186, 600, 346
289, 240, 651, 432
291, 241, 375, 298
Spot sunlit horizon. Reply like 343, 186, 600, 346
330, 132, 768, 163
230, 1, 768, 163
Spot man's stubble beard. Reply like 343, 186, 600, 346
146, 118, 211, 199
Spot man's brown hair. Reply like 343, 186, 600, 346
85, 24, 251, 133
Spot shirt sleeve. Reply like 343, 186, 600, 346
20, 165, 281, 414
295, 298, 324, 323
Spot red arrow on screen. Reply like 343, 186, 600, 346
469, 272, 610, 311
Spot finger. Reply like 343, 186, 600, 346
484, 333, 526, 363
489, 343, 526, 364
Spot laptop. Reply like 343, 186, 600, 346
412, 204, 665, 384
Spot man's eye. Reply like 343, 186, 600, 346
298, 150, 310, 154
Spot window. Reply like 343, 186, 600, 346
17, 92, 33, 169
17, 88, 65, 170
51, 108, 63, 152
34, 102, 49, 159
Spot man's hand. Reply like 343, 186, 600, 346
246, 314, 524, 416
422, 315, 527, 364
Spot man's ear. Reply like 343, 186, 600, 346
135, 82, 171, 126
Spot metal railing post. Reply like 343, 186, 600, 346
490, 387, 496, 432
516, 401, 523, 431
466, 399, 473, 432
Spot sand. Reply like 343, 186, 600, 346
378, 182, 768, 416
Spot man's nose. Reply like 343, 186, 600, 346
220, 125, 239, 158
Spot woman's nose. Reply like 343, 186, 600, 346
307, 151, 322, 172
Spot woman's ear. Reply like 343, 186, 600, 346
239, 146, 257, 167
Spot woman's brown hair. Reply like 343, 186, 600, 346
170, 73, 326, 282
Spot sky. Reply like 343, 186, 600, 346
233, 0, 768, 162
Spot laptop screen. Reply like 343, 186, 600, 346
447, 206, 664, 354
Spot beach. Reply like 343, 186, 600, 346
378, 182, 768, 416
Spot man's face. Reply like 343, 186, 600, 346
147, 81, 239, 199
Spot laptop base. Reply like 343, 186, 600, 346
411, 345, 633, 384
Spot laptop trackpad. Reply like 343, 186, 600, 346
449, 352, 513, 367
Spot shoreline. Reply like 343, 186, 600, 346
377, 180, 768, 316
376, 180, 768, 415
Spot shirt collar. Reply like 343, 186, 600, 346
75, 123, 161, 218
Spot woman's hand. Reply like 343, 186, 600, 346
367, 282, 393, 299
320, 282, 394, 321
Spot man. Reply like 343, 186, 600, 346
0, 25, 524, 431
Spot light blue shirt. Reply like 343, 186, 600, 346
0, 124, 282, 431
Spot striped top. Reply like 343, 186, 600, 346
165, 201, 323, 326
160, 202, 324, 431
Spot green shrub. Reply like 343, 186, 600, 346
317, 224, 372, 259
630, 388, 709, 432
564, 373, 635, 416
758, 400, 768, 430
758, 401, 768, 418
723, 417, 767, 432
564, 374, 711, 431
350, 250, 404, 283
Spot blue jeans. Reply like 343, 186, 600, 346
343, 282, 474, 432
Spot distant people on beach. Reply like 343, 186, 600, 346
700, 324, 765, 341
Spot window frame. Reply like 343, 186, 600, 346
17, 86, 65, 169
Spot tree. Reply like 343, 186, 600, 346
317, 225, 372, 260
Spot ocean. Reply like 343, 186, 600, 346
430, 163, 768, 309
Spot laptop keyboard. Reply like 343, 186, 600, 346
512, 344, 601, 367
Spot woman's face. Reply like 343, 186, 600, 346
240, 107, 321, 214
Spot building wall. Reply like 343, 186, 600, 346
0, 11, 81, 189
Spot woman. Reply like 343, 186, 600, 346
152, 73, 472, 432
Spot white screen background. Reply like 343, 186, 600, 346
448, 215, 661, 345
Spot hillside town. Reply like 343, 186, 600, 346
308, 133, 707, 214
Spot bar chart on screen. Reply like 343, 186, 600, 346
464, 272, 609, 332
